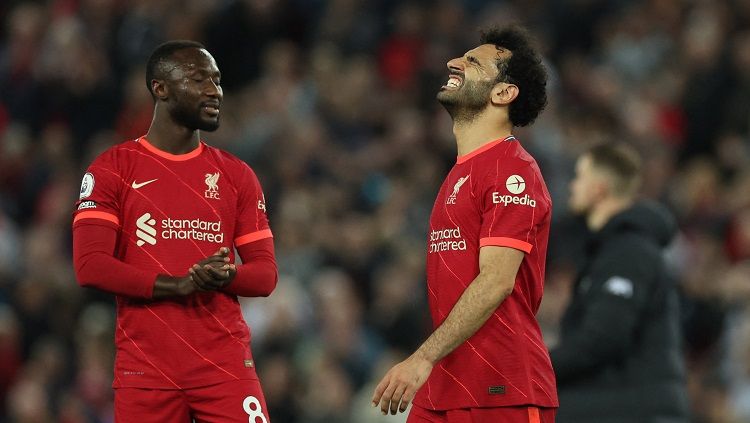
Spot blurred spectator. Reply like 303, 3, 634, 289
551, 144, 689, 422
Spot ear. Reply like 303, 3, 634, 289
490, 83, 518, 106
592, 177, 613, 200
151, 79, 169, 101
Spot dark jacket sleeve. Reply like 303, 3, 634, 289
551, 236, 656, 384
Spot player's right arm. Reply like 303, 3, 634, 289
71, 153, 211, 299
73, 222, 195, 298
74, 220, 230, 298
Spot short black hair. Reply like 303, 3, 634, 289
587, 143, 642, 196
480, 26, 547, 127
145, 40, 205, 98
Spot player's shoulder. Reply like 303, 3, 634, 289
479, 137, 550, 200
202, 144, 258, 176
203, 144, 248, 166
87, 139, 141, 168
479, 137, 540, 170
203, 143, 240, 161
502, 137, 536, 162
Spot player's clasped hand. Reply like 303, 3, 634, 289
371, 353, 433, 415
189, 247, 237, 291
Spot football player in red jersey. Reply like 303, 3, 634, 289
372, 26, 558, 423
72, 41, 276, 422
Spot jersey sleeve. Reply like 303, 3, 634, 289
73, 223, 157, 299
233, 163, 273, 247
223, 237, 278, 298
71, 150, 157, 299
478, 158, 546, 254
72, 151, 122, 229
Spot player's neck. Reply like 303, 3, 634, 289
452, 116, 513, 157
145, 114, 201, 155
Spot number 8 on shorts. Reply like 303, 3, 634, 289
242, 395, 268, 423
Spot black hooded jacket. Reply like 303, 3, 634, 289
551, 201, 689, 423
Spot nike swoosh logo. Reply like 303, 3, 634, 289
131, 179, 158, 189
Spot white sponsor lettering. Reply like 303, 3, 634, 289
77, 200, 97, 210
161, 218, 224, 243
135, 213, 224, 247
492, 192, 537, 208
429, 227, 467, 253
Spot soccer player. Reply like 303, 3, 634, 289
551, 144, 689, 422
372, 26, 558, 422
72, 41, 277, 422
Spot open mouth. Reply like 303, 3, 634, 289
202, 103, 220, 116
442, 74, 463, 90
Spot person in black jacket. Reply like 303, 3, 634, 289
551, 143, 690, 423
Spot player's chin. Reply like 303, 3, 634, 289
198, 118, 220, 132
436, 89, 458, 103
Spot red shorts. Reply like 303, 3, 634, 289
114, 379, 270, 423
407, 404, 556, 423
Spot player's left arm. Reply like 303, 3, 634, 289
223, 237, 278, 297
201, 160, 278, 297
372, 245, 523, 415
185, 239, 277, 297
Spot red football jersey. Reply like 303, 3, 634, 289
72, 137, 272, 389
414, 136, 558, 410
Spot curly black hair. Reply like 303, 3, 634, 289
480, 26, 547, 127
145, 40, 205, 99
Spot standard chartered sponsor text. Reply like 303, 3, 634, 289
161, 217, 224, 243
429, 227, 467, 253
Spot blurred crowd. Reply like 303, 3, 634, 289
1, 0, 750, 422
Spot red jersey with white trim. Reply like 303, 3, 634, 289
414, 136, 558, 410
72, 137, 271, 389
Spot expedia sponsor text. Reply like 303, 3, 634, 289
492, 193, 536, 208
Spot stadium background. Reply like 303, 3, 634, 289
1, 0, 749, 421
